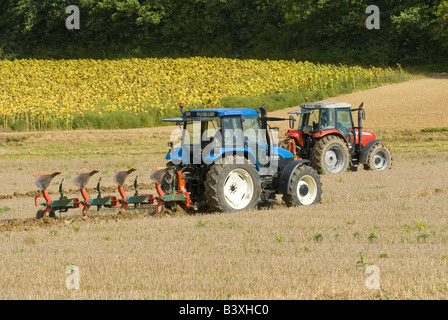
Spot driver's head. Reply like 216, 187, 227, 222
321, 110, 328, 121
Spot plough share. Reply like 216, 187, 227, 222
33, 168, 191, 218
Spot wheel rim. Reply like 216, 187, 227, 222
297, 175, 318, 205
373, 149, 389, 170
224, 168, 254, 210
324, 145, 346, 173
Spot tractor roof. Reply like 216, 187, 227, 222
187, 108, 259, 117
162, 108, 259, 123
288, 102, 352, 115
301, 102, 352, 109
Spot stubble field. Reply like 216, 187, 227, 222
0, 76, 447, 299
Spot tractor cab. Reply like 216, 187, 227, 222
284, 101, 391, 175
288, 102, 359, 152
163, 106, 293, 173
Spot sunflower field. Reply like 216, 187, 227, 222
0, 57, 407, 131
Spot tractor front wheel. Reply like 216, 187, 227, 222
310, 135, 349, 174
204, 156, 261, 213
364, 143, 392, 171
282, 166, 322, 206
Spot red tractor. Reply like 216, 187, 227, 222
282, 101, 392, 174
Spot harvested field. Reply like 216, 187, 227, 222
0, 76, 447, 299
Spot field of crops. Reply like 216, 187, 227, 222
0, 58, 406, 131
0, 76, 447, 300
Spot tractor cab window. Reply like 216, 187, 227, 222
336, 109, 355, 147
203, 118, 221, 141
296, 114, 303, 130
222, 116, 244, 148
183, 119, 222, 147
319, 109, 335, 130
183, 121, 201, 146
242, 116, 264, 145
303, 109, 320, 132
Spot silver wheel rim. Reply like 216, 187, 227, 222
373, 150, 389, 170
297, 175, 318, 205
224, 168, 254, 210
324, 145, 346, 173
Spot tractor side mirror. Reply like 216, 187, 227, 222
362, 110, 366, 120
289, 115, 296, 129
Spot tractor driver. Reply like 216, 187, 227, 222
320, 110, 330, 129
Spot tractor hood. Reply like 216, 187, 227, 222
356, 129, 376, 146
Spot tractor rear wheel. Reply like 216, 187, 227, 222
363, 143, 392, 171
282, 166, 322, 206
310, 135, 349, 174
204, 156, 261, 213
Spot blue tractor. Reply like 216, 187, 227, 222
159, 105, 322, 213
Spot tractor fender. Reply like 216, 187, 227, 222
277, 159, 310, 194
359, 140, 382, 164
313, 130, 349, 146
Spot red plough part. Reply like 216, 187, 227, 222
33, 168, 192, 218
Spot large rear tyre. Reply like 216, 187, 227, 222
310, 135, 349, 174
282, 166, 322, 206
363, 143, 392, 171
204, 156, 261, 213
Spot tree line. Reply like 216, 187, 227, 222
0, 0, 447, 67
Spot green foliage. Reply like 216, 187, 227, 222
0, 0, 446, 67
313, 233, 323, 242
195, 219, 206, 228
356, 251, 373, 271
368, 232, 378, 242
0, 206, 11, 213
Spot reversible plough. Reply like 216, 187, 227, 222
33, 168, 191, 218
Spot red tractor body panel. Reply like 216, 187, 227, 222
354, 129, 376, 146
